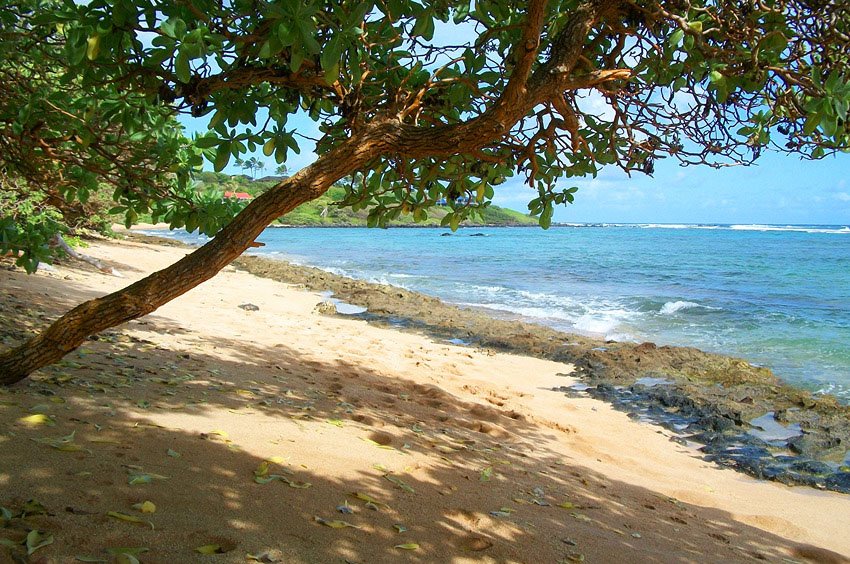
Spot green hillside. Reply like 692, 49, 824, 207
194, 172, 538, 227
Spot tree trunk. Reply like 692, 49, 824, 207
0, 131, 378, 384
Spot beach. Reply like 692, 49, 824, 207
1, 236, 850, 563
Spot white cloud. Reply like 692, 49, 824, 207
836, 192, 850, 202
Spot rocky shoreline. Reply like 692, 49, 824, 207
133, 233, 850, 494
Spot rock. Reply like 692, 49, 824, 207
238, 303, 259, 311
313, 301, 338, 315
788, 433, 841, 457
698, 415, 736, 432
790, 459, 833, 476
825, 472, 850, 493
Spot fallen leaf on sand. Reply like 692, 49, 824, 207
394, 543, 420, 550
195, 544, 227, 554
384, 474, 415, 493
570, 512, 592, 522
17, 414, 54, 427
22, 499, 48, 516
314, 516, 360, 529
107, 511, 154, 529
26, 530, 54, 555
352, 492, 390, 509
131, 501, 156, 514
32, 430, 91, 453
246, 552, 280, 562
166, 448, 181, 458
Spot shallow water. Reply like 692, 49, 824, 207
149, 224, 850, 400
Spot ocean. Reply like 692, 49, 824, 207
148, 224, 850, 401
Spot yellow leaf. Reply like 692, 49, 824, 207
194, 544, 225, 554
107, 511, 154, 529
86, 34, 101, 60
394, 543, 420, 550
352, 492, 390, 509
18, 414, 54, 427
557, 502, 576, 509
314, 516, 359, 529
132, 501, 156, 514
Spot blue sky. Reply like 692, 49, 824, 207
189, 107, 849, 226
492, 151, 850, 225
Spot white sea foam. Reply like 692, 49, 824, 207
660, 300, 702, 315
729, 224, 850, 234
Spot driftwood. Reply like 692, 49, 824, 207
50, 234, 122, 277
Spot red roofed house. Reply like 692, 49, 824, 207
223, 191, 253, 200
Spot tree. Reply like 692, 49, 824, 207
0, 0, 246, 271
241, 157, 265, 179
1, 0, 848, 382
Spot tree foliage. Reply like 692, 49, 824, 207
26, 0, 849, 229
0, 0, 244, 269
0, 0, 848, 381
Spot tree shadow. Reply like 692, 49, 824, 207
2, 310, 846, 562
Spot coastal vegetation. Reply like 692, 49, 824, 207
1, 0, 849, 380
194, 173, 538, 226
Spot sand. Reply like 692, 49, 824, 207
1, 237, 849, 563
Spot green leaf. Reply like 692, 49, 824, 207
107, 511, 155, 529
214, 143, 231, 172
412, 14, 435, 40
195, 544, 226, 554
175, 51, 191, 83
195, 136, 220, 149
394, 543, 420, 550
314, 516, 360, 529
669, 29, 684, 48
26, 530, 54, 555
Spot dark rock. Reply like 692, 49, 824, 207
699, 415, 736, 432
825, 472, 850, 493
238, 303, 259, 311
788, 434, 841, 457
789, 459, 833, 476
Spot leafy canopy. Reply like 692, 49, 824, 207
3, 0, 848, 243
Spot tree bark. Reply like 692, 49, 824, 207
0, 127, 380, 384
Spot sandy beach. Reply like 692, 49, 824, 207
1, 237, 849, 563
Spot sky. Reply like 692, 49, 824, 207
187, 107, 849, 226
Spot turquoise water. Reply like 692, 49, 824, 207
152, 224, 850, 400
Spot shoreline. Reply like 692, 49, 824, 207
225, 246, 850, 492
127, 228, 850, 492
2, 235, 850, 561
